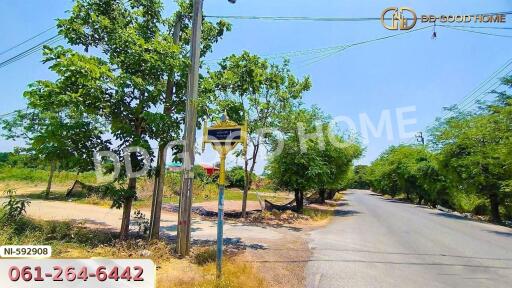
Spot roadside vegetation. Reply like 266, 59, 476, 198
360, 82, 512, 224
0, 0, 360, 286
267, 107, 363, 211
0, 188, 266, 288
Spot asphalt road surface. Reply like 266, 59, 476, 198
306, 190, 512, 288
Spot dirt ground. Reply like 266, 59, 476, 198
18, 199, 316, 287
243, 231, 311, 288
194, 200, 262, 212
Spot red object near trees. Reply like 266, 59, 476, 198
200, 163, 219, 176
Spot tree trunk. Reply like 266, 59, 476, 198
417, 196, 424, 205
149, 146, 167, 240
295, 190, 304, 213
120, 177, 136, 240
148, 17, 181, 239
489, 192, 502, 223
326, 190, 337, 201
241, 157, 250, 218
45, 161, 56, 199
241, 143, 259, 218
318, 188, 326, 204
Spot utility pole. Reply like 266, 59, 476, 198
176, 0, 237, 257
176, 0, 203, 256
415, 132, 425, 145
149, 14, 182, 241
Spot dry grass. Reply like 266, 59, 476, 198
303, 206, 335, 221
60, 242, 266, 288
1, 211, 267, 288
45, 235, 267, 288
160, 259, 267, 288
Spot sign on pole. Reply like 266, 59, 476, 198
202, 113, 247, 280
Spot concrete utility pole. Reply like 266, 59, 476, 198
176, 0, 237, 257
176, 0, 203, 256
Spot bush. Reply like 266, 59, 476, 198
191, 246, 217, 266
0, 189, 30, 224
165, 172, 182, 196
227, 166, 246, 189
449, 190, 485, 214
0, 167, 96, 183
472, 201, 490, 216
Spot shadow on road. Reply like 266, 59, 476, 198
334, 209, 361, 217
245, 258, 512, 270
486, 230, 512, 238
307, 248, 512, 262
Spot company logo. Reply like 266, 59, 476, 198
381, 7, 508, 30
381, 7, 417, 30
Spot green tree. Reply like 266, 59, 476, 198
227, 166, 255, 189
145, 0, 231, 239
368, 145, 445, 206
2, 107, 107, 198
315, 127, 363, 203
51, 0, 231, 239
267, 108, 361, 211
431, 93, 512, 222
206, 52, 311, 217
351, 165, 371, 190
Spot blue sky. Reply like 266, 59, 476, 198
1, 0, 511, 173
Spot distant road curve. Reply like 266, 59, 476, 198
306, 189, 512, 288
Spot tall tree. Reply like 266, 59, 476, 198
431, 93, 512, 223
368, 145, 446, 207
315, 127, 363, 203
2, 89, 108, 198
267, 108, 361, 212
50, 0, 231, 239
207, 52, 311, 217
147, 0, 231, 239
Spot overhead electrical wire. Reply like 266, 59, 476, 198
0, 34, 63, 69
440, 59, 512, 119
440, 25, 512, 38
439, 25, 512, 30
455, 75, 509, 112
204, 11, 512, 22
295, 25, 433, 68
0, 26, 56, 57
205, 25, 433, 69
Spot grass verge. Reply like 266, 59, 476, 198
0, 209, 267, 288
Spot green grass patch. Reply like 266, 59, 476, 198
0, 209, 113, 252
303, 207, 335, 221
0, 167, 96, 184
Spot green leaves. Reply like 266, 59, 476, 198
267, 109, 362, 194
206, 51, 311, 136
368, 145, 445, 205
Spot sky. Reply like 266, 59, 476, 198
1, 0, 511, 174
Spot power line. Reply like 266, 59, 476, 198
205, 15, 384, 22
204, 11, 512, 22
440, 58, 512, 119
440, 25, 512, 38
419, 58, 512, 138
455, 76, 509, 112
205, 25, 433, 69
0, 110, 20, 119
440, 61, 512, 119
0, 26, 56, 57
295, 25, 433, 68
440, 24, 512, 30
0, 35, 63, 69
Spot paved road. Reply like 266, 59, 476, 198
306, 190, 512, 288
